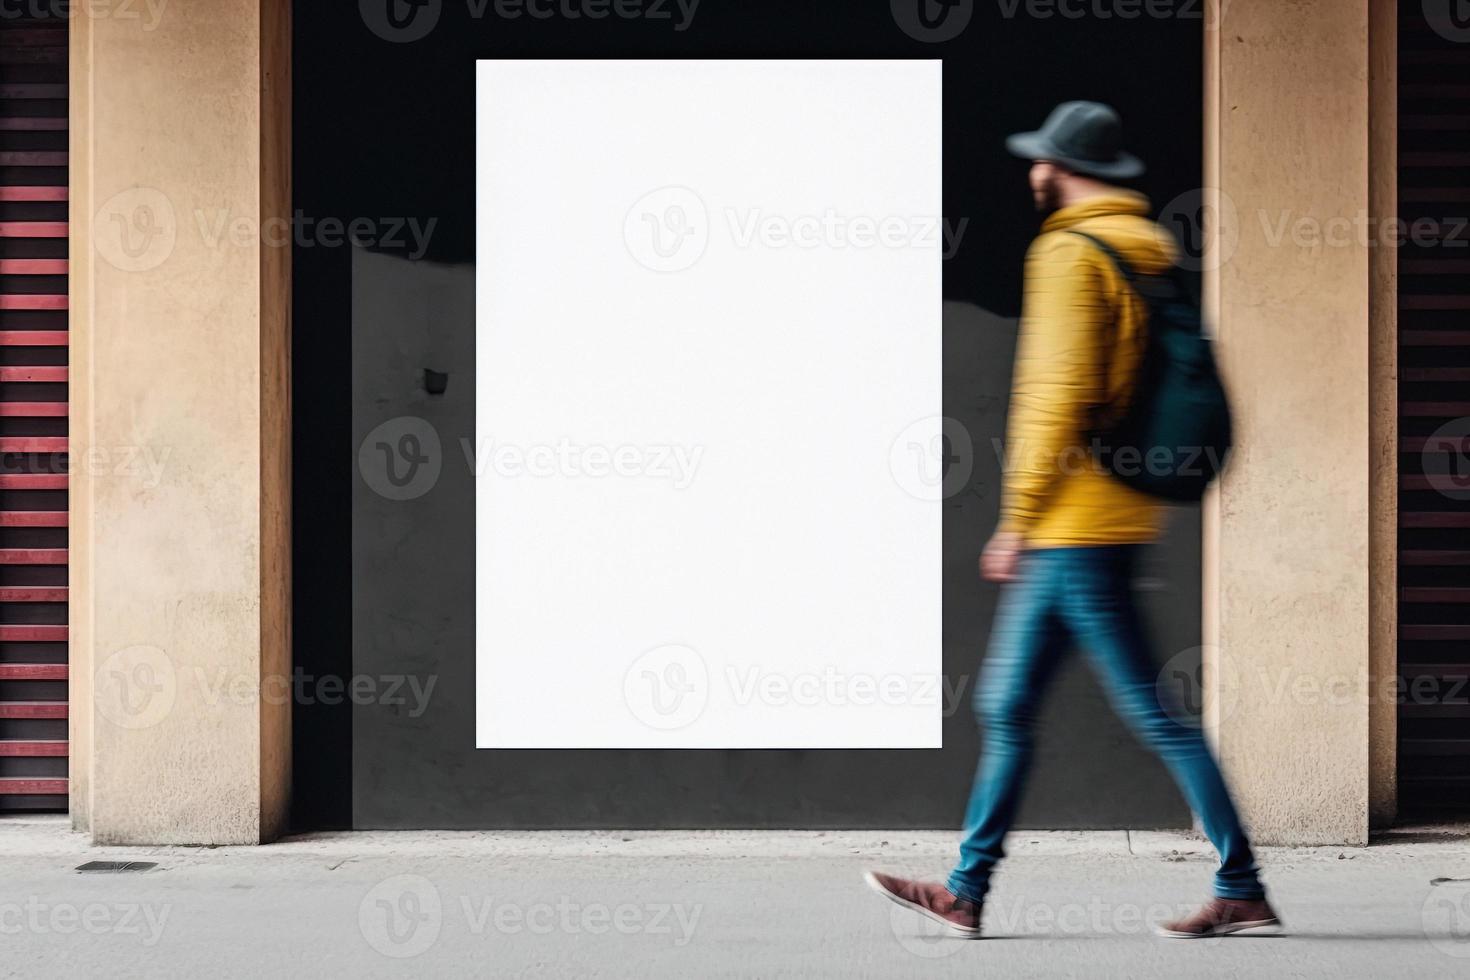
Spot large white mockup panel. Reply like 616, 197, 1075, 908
476, 60, 942, 748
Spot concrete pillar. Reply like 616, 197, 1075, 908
69, 0, 291, 844
1204, 0, 1394, 845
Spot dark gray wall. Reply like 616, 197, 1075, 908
350, 250, 1199, 829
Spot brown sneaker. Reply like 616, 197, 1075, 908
863, 871, 982, 939
1156, 897, 1281, 938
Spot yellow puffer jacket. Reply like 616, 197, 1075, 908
999, 192, 1178, 547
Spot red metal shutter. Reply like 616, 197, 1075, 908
0, 16, 68, 810
1398, 6, 1470, 816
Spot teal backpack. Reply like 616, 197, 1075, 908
1068, 230, 1233, 502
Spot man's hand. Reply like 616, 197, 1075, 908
980, 530, 1023, 583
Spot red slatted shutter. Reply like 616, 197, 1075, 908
0, 16, 68, 810
1398, 6, 1470, 816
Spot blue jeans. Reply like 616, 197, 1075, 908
948, 545, 1263, 905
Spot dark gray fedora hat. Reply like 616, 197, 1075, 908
1006, 101, 1144, 179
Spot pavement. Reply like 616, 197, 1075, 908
3, 816, 1470, 978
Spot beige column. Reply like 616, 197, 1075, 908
69, 0, 291, 844
1204, 0, 1394, 845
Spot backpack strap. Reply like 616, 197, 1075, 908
1067, 228, 1197, 308
1066, 230, 1137, 286
1063, 230, 1143, 435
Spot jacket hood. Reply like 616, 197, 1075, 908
1040, 192, 1151, 233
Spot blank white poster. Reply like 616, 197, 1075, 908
476, 59, 942, 748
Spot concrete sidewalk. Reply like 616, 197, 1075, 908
3, 817, 1470, 978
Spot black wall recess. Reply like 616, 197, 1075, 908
294, 2, 1204, 830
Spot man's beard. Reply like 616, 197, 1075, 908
1033, 175, 1062, 214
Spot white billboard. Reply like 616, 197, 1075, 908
476, 59, 943, 748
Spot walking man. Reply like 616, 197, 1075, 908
865, 102, 1279, 940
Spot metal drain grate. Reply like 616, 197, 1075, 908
75, 861, 158, 874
